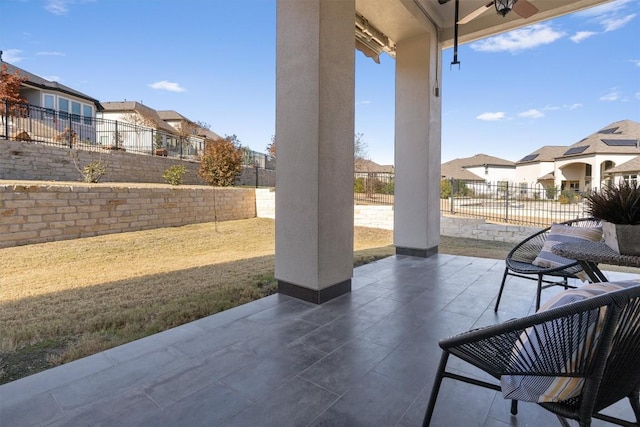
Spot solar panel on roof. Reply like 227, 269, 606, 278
601, 139, 638, 147
519, 154, 539, 162
599, 127, 620, 135
563, 146, 589, 155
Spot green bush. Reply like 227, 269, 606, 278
354, 177, 365, 193
163, 165, 187, 185
81, 160, 106, 183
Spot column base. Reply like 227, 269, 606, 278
395, 245, 438, 258
278, 279, 351, 304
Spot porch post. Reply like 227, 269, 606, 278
275, 0, 355, 303
393, 31, 442, 257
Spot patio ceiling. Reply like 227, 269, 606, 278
355, 0, 614, 51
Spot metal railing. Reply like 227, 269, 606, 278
1, 100, 276, 170
440, 179, 587, 227
354, 172, 394, 206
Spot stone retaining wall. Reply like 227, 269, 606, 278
0, 139, 275, 186
0, 182, 255, 248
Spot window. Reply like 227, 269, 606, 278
585, 164, 592, 178
58, 98, 69, 120
568, 181, 580, 192
623, 175, 638, 185
82, 105, 93, 125
71, 101, 81, 122
43, 94, 55, 117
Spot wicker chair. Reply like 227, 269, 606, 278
423, 283, 640, 427
494, 217, 601, 312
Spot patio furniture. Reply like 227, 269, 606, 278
494, 217, 602, 312
552, 240, 640, 283
423, 282, 640, 427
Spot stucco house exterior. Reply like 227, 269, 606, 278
1, 61, 102, 142
553, 119, 640, 192
603, 155, 640, 185
441, 153, 516, 181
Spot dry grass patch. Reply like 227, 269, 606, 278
0, 218, 393, 384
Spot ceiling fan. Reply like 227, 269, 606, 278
439, 0, 539, 67
438, 0, 539, 24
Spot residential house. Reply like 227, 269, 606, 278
603, 156, 640, 185
553, 119, 640, 192
1, 61, 102, 143
354, 158, 394, 174
157, 110, 212, 157
99, 101, 180, 154
441, 153, 516, 182
515, 146, 568, 198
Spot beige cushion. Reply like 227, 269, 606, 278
501, 280, 638, 402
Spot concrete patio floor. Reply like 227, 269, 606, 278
1, 253, 638, 427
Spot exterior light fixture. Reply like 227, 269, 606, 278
494, 0, 517, 17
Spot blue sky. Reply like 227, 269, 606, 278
1, 0, 638, 165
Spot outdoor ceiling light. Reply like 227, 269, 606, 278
494, 0, 517, 17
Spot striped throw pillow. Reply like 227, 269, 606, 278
500, 280, 639, 403
532, 224, 602, 281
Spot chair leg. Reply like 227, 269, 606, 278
422, 351, 450, 427
510, 399, 518, 415
535, 275, 543, 311
629, 388, 640, 424
494, 267, 509, 312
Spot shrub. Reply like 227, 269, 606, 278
585, 180, 640, 224
81, 161, 106, 183
198, 136, 244, 187
354, 177, 365, 193
163, 165, 187, 185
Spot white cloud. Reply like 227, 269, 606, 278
601, 14, 636, 31
566, 103, 583, 110
570, 31, 597, 42
576, 0, 634, 17
477, 112, 505, 121
37, 51, 65, 56
636, 92, 640, 100
356, 100, 371, 105
518, 109, 544, 119
576, 0, 636, 32
471, 24, 565, 53
600, 88, 620, 101
45, 76, 61, 82
45, 0, 70, 15
148, 81, 186, 93
632, 60, 640, 67
1, 49, 23, 63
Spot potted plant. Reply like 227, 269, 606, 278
584, 180, 640, 255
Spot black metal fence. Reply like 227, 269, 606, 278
354, 172, 394, 206
440, 178, 587, 227
1, 100, 275, 172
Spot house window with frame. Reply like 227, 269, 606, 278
623, 175, 638, 185
82, 105, 93, 125
71, 101, 81, 122
58, 98, 69, 120
43, 94, 55, 116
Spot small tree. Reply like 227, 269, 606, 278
266, 135, 276, 158
354, 132, 369, 162
0, 64, 28, 120
198, 135, 244, 187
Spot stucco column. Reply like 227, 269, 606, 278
275, 0, 355, 303
393, 31, 442, 256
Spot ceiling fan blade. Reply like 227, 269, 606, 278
458, 1, 494, 25
513, 0, 538, 19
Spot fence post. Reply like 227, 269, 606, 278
67, 113, 72, 148
3, 99, 8, 138
449, 178, 454, 214
505, 181, 509, 223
